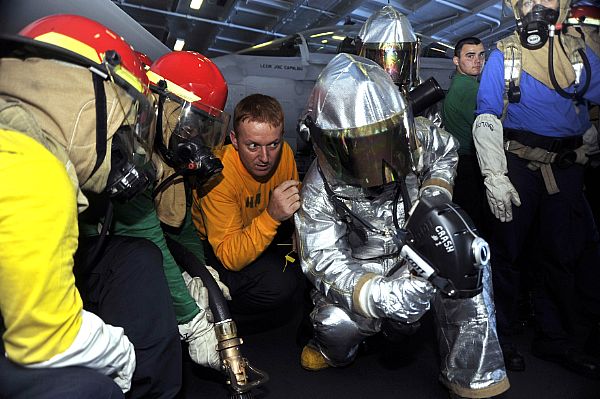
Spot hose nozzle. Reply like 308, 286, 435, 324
216, 319, 269, 394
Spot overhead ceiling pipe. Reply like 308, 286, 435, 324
245, 0, 338, 17
433, 0, 501, 26
113, 1, 287, 38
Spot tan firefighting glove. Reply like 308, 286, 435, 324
473, 113, 521, 222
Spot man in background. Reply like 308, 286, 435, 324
442, 36, 490, 235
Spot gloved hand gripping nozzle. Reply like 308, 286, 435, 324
395, 195, 490, 299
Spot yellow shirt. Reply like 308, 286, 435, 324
0, 129, 82, 364
192, 142, 298, 271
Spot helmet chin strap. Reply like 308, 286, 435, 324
155, 92, 177, 167
90, 72, 107, 177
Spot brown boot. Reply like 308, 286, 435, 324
300, 345, 329, 371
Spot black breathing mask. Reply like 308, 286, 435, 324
154, 94, 225, 191
164, 133, 223, 187
518, 4, 560, 50
105, 130, 156, 202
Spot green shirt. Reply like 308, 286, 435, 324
79, 190, 201, 324
441, 73, 479, 156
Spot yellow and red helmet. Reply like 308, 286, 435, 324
20, 14, 150, 97
148, 51, 230, 153
19, 14, 156, 164
134, 50, 153, 71
149, 50, 227, 112
10, 14, 157, 200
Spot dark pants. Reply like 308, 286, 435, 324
204, 221, 306, 333
452, 154, 492, 240
490, 153, 600, 355
0, 356, 123, 399
75, 236, 182, 399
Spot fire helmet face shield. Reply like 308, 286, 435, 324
15, 14, 157, 200
303, 53, 416, 188
161, 96, 230, 153
148, 51, 229, 182
108, 63, 157, 164
158, 97, 227, 182
357, 5, 418, 88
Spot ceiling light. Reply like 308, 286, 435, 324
310, 31, 333, 38
190, 0, 203, 10
436, 41, 454, 49
174, 38, 185, 51
251, 40, 273, 49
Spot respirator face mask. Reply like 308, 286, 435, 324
157, 96, 229, 188
517, 1, 560, 50
106, 126, 157, 201
104, 74, 157, 202
167, 129, 224, 187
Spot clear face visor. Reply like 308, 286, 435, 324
106, 64, 157, 163
112, 126, 151, 170
106, 123, 156, 201
359, 42, 418, 88
161, 96, 230, 151
312, 112, 416, 188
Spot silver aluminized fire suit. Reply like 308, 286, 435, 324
295, 52, 509, 398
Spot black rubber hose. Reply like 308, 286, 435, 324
548, 34, 591, 101
165, 235, 230, 322
87, 201, 114, 267
152, 171, 184, 199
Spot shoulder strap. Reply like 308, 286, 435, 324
560, 31, 586, 86
498, 35, 523, 121
497, 32, 587, 121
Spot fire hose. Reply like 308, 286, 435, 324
165, 236, 269, 398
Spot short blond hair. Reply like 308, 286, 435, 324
233, 94, 284, 135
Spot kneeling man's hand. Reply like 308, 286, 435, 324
267, 180, 301, 221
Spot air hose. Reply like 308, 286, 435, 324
165, 236, 269, 399
548, 25, 591, 101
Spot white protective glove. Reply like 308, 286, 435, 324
473, 113, 521, 222
581, 124, 599, 167
179, 267, 231, 370
583, 124, 599, 154
483, 174, 521, 222
182, 266, 231, 305
27, 310, 136, 393
178, 310, 221, 370
354, 266, 435, 324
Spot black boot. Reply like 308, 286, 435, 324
501, 344, 525, 371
